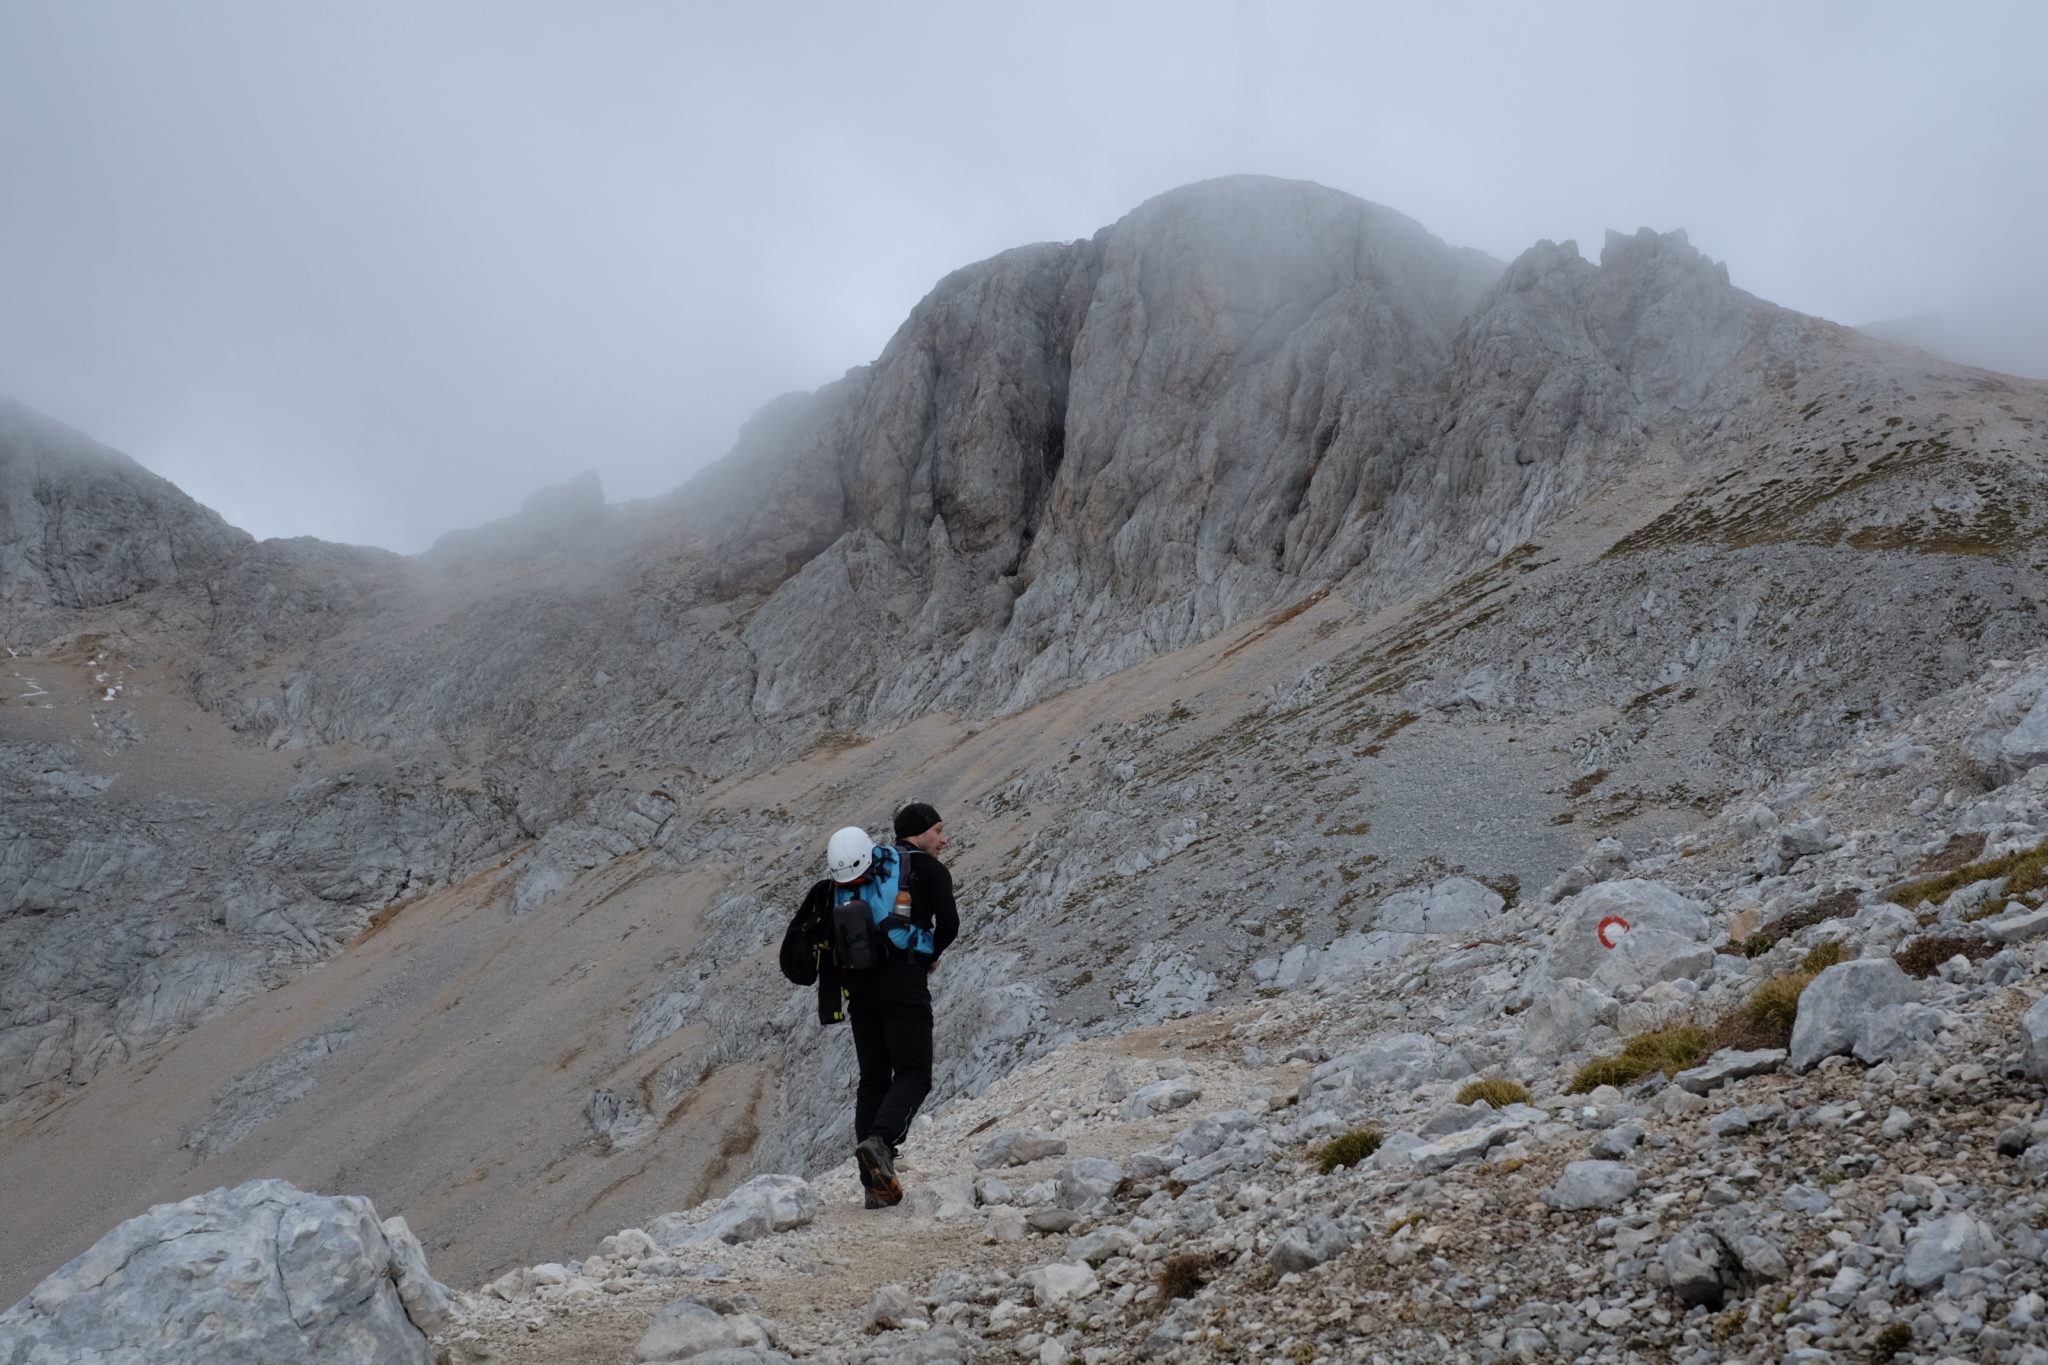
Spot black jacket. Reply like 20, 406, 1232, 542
898, 845, 959, 961
778, 846, 960, 1024
779, 880, 846, 1025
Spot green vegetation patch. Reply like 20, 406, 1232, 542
1893, 934, 2001, 979
1455, 1078, 1532, 1108
1154, 1252, 1219, 1303
1312, 1128, 1385, 1173
1567, 769, 1611, 799
1886, 838, 2048, 908
1799, 940, 1847, 974
1567, 1026, 1711, 1093
1712, 971, 1816, 1052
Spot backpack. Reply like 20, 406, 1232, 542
828, 844, 935, 970
779, 883, 847, 1025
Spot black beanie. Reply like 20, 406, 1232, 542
894, 802, 942, 841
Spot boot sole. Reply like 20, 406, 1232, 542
856, 1142, 902, 1204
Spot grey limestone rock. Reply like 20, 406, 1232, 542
1299, 1032, 1455, 1102
1172, 1109, 1259, 1160
862, 1285, 922, 1331
1851, 1002, 1950, 1066
1053, 1157, 1126, 1209
1064, 1227, 1137, 1266
1787, 959, 1924, 1069
2025, 995, 2048, 1082
975, 1128, 1067, 1169
1985, 907, 2048, 944
651, 1175, 820, 1247
1590, 925, 1717, 995
1672, 1048, 1786, 1095
906, 1175, 978, 1220
1122, 1075, 1201, 1119
1542, 1160, 1639, 1211
1372, 876, 1503, 934
1774, 817, 1832, 863
1406, 1118, 1530, 1174
1520, 978, 1620, 1060
0, 400, 252, 613
634, 1298, 779, 1362
1659, 1228, 1731, 1308
1589, 1121, 1644, 1159
1268, 1216, 1350, 1274
1901, 1212, 2002, 1290
1537, 880, 1712, 983
1020, 1261, 1098, 1306
0, 1178, 443, 1363
1025, 1207, 1080, 1234
2001, 690, 2048, 773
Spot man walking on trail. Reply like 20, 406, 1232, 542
849, 801, 957, 1208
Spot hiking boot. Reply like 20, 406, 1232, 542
863, 1186, 899, 1210
855, 1135, 902, 1204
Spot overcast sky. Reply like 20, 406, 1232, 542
2, 1, 2043, 553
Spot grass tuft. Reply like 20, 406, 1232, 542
1799, 940, 1847, 973
1312, 1128, 1384, 1174
1455, 1078, 1533, 1109
1886, 838, 2048, 908
1872, 1322, 1913, 1361
1893, 934, 2001, 978
1567, 1026, 1711, 1093
1155, 1252, 1215, 1303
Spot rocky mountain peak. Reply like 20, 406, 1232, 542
0, 398, 250, 613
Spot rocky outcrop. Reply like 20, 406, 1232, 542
0, 399, 250, 615
0, 1179, 450, 1362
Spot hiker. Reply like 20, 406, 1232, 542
777, 807, 958, 1206
848, 803, 958, 1204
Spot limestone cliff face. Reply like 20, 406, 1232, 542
0, 178, 1963, 777
0, 401, 250, 614
680, 182, 1805, 730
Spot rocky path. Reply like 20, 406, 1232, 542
439, 954, 2048, 1364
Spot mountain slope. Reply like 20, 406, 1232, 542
4, 174, 2048, 1301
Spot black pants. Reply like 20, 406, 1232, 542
844, 957, 933, 1154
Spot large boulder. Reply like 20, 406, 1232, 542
1591, 926, 1717, 995
0, 1179, 447, 1363
1788, 960, 1924, 1070
1901, 1213, 2002, 1290
2000, 689, 2048, 773
1537, 881, 1713, 983
1521, 979, 1621, 1060
651, 1174, 821, 1247
2022, 995, 2048, 1082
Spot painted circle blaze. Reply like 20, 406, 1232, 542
1597, 916, 1631, 949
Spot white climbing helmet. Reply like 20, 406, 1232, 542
826, 826, 874, 883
